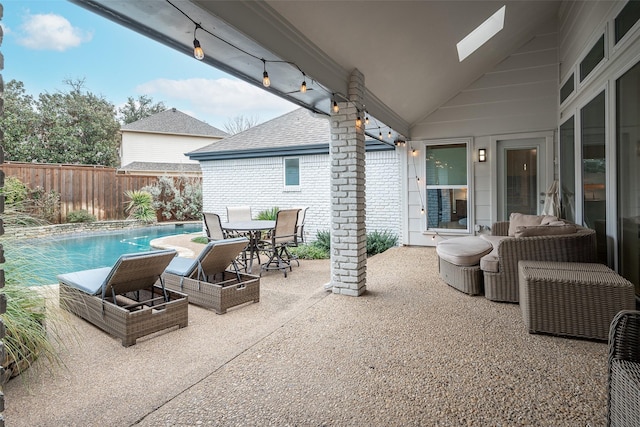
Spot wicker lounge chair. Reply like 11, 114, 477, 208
162, 237, 260, 314
58, 249, 188, 347
481, 221, 597, 302
607, 310, 640, 427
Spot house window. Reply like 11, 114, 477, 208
284, 158, 300, 189
580, 34, 605, 82
615, 0, 640, 44
425, 143, 468, 231
560, 73, 574, 104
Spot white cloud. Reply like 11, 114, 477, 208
135, 77, 297, 123
18, 13, 92, 51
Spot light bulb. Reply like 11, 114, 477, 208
263, 71, 270, 87
193, 39, 204, 60
379, 131, 383, 139
365, 116, 369, 125
300, 80, 307, 93
332, 100, 339, 113
356, 116, 362, 127
388, 130, 392, 139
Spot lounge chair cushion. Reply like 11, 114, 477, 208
436, 236, 492, 267
165, 257, 198, 277
58, 267, 113, 295
508, 213, 558, 236
479, 235, 511, 272
164, 237, 249, 279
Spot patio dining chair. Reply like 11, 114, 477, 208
259, 208, 300, 277
203, 212, 251, 271
227, 205, 252, 222
203, 212, 226, 240
294, 206, 309, 244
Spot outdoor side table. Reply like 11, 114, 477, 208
518, 261, 636, 341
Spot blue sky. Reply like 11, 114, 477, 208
2, 0, 297, 130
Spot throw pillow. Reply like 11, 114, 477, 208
514, 224, 577, 238
508, 213, 544, 236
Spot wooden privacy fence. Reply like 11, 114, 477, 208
1, 162, 179, 222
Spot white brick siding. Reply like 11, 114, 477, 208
200, 150, 401, 243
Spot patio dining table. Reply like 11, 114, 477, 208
221, 220, 275, 273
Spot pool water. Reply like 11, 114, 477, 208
4, 223, 202, 286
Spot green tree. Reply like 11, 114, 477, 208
117, 95, 167, 124
0, 79, 121, 167
1, 81, 40, 162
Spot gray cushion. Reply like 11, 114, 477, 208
57, 267, 113, 295
436, 236, 492, 266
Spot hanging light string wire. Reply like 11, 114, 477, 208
410, 144, 426, 216
166, 0, 400, 146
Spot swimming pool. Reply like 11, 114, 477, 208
3, 223, 202, 286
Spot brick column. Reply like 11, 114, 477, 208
327, 69, 366, 296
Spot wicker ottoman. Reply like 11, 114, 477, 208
436, 236, 493, 295
518, 261, 636, 341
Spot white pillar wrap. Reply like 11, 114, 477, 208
328, 69, 367, 296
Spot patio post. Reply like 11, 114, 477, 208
327, 68, 367, 296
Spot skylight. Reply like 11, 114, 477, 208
456, 5, 506, 62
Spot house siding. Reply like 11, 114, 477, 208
120, 132, 220, 167
407, 20, 560, 246
201, 150, 401, 243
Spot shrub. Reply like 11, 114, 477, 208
0, 177, 60, 226
302, 229, 397, 257
313, 230, 331, 253
289, 243, 329, 259
66, 210, 96, 223
2, 176, 29, 206
366, 230, 398, 256
256, 207, 279, 220
1, 244, 67, 382
124, 190, 156, 222
142, 175, 202, 221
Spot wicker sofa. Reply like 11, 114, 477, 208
480, 219, 597, 303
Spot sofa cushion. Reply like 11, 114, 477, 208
508, 213, 559, 236
479, 235, 511, 272
436, 236, 492, 266
514, 223, 577, 238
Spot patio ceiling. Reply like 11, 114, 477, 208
71, 0, 560, 139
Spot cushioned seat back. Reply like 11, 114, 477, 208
196, 237, 248, 279
102, 249, 177, 299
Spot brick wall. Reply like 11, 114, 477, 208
200, 150, 401, 243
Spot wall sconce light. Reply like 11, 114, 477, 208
478, 148, 487, 162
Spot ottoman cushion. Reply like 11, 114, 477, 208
436, 236, 492, 267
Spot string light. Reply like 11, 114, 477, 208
300, 72, 307, 93
193, 24, 204, 60
356, 112, 362, 128
262, 59, 270, 87
169, 0, 402, 145
388, 130, 392, 139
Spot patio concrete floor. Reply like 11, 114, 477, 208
4, 235, 608, 426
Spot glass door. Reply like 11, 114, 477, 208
497, 138, 546, 220
581, 91, 608, 265
616, 61, 640, 295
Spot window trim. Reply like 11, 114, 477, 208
283, 157, 301, 191
422, 138, 472, 235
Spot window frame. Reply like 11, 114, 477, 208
283, 157, 301, 191
423, 139, 472, 234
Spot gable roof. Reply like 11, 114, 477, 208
187, 108, 393, 161
121, 108, 228, 138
